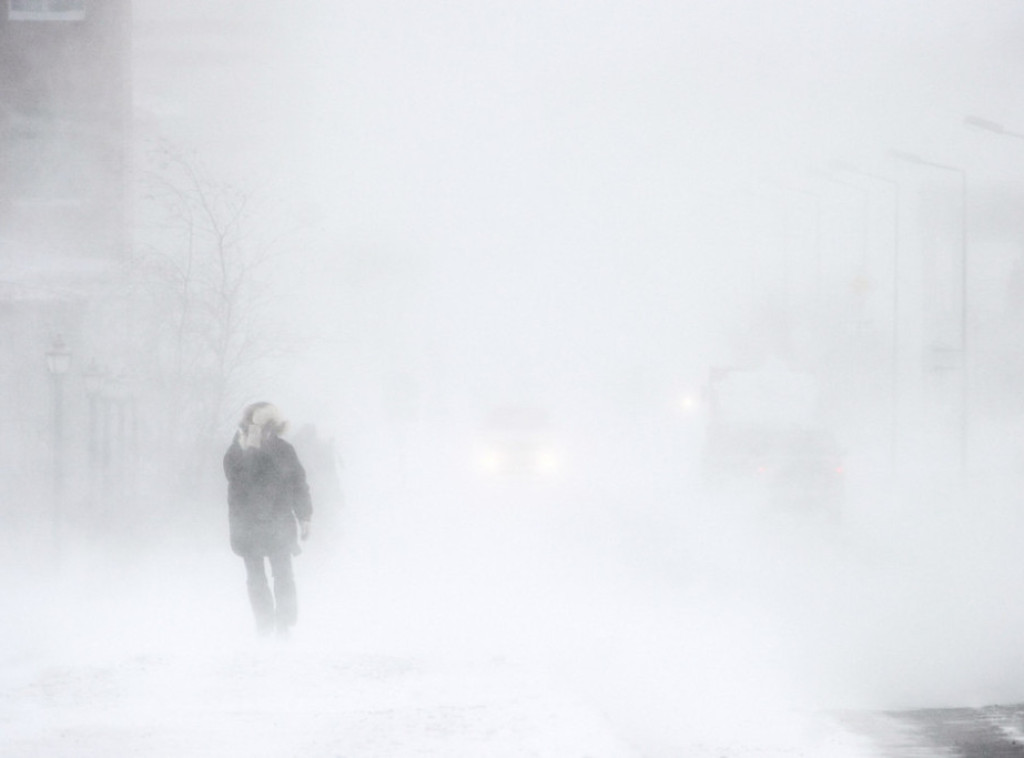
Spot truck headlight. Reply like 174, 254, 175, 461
535, 448, 560, 474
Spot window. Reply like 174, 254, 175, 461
8, 0, 85, 21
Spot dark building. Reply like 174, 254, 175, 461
0, 1, 132, 531
0, 0, 131, 263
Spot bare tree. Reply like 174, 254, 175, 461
127, 140, 290, 495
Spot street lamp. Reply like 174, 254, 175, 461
832, 162, 901, 481
82, 359, 105, 498
889, 149, 969, 484
46, 334, 72, 376
45, 335, 71, 549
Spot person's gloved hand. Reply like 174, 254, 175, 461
299, 520, 311, 541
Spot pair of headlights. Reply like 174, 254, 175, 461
477, 446, 561, 475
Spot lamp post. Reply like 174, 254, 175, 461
107, 372, 127, 501
889, 150, 969, 485
45, 335, 72, 549
83, 359, 105, 500
833, 162, 901, 482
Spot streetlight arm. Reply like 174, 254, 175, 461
964, 114, 1024, 142
889, 148, 964, 175
964, 115, 1005, 134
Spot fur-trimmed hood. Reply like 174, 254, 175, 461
237, 402, 288, 450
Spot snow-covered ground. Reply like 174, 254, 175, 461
3, 647, 639, 757
0, 482, 882, 758
0, 643, 872, 758
10, 428, 1024, 757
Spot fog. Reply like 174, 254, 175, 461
6, 1, 1024, 754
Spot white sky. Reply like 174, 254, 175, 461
132, 2, 1024, 404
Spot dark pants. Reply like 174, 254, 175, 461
243, 551, 297, 635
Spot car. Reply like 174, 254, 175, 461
474, 405, 562, 478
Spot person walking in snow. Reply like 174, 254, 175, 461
223, 402, 313, 637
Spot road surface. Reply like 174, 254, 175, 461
839, 705, 1024, 757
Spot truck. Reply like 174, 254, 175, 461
701, 361, 844, 516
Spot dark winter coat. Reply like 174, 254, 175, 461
223, 435, 313, 557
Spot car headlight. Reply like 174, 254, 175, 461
477, 448, 506, 474
677, 394, 699, 414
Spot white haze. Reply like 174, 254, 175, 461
6, 1, 1024, 754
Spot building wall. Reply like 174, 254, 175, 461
0, 0, 131, 260
0, 1, 132, 537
